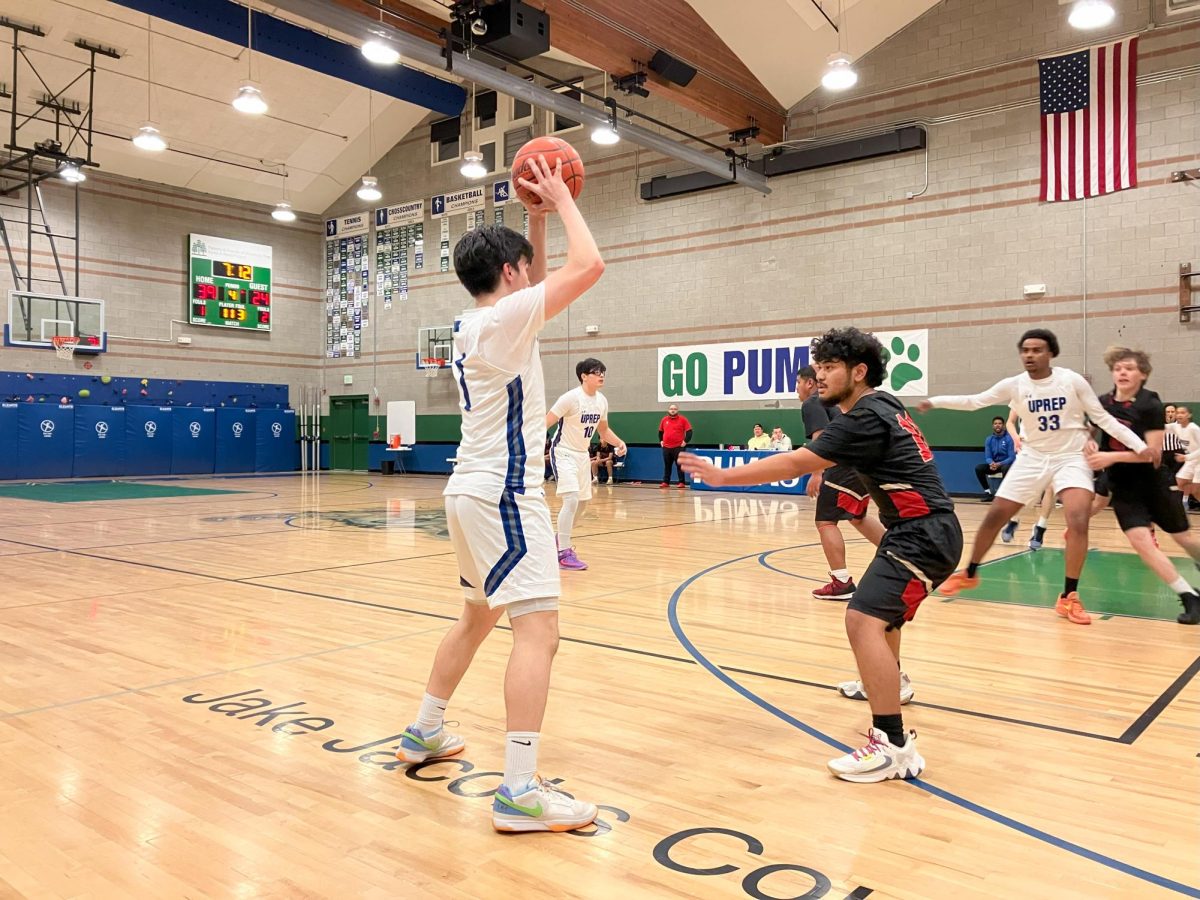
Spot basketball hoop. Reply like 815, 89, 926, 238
51, 335, 79, 361
420, 357, 445, 379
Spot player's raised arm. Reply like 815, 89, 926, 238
516, 156, 604, 320
922, 376, 1018, 412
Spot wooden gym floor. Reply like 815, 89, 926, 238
0, 473, 1196, 899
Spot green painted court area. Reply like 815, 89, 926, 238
957, 549, 1198, 621
0, 482, 245, 503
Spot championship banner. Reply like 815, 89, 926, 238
375, 200, 423, 230
324, 212, 369, 240
658, 330, 929, 402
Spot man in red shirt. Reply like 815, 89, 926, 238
659, 404, 693, 489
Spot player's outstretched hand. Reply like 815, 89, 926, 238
916, 400, 933, 413
679, 452, 722, 486
517, 155, 573, 214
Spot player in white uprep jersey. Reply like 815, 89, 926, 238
546, 357, 627, 570
920, 329, 1150, 624
396, 155, 606, 834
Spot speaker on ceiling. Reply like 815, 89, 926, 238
648, 50, 697, 87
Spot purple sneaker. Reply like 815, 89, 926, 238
558, 547, 588, 570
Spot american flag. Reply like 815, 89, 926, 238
1039, 37, 1138, 202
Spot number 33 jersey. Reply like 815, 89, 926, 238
930, 367, 1146, 457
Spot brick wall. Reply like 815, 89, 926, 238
0, 173, 324, 402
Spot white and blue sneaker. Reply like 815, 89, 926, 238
492, 776, 597, 833
395, 723, 465, 764
827, 728, 924, 783
1001, 520, 1019, 543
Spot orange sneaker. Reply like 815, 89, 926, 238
1055, 591, 1092, 624
938, 570, 980, 595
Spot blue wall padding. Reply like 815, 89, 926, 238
256, 409, 296, 472
74, 406, 128, 477
171, 408, 216, 474
17, 404, 75, 478
215, 408, 255, 473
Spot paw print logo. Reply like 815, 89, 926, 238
885, 336, 924, 391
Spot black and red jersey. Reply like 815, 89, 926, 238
808, 391, 955, 527
1099, 387, 1164, 488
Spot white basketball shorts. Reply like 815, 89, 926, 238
994, 449, 1094, 506
445, 491, 560, 609
551, 447, 593, 500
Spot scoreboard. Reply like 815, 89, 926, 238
188, 234, 272, 331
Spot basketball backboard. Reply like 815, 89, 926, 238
4, 291, 107, 351
416, 325, 452, 368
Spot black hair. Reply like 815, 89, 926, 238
992, 416, 1005, 424
797, 365, 816, 382
453, 225, 534, 297
810, 327, 886, 388
754, 423, 763, 429
576, 357, 606, 382
1018, 328, 1060, 357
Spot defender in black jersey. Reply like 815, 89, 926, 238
681, 328, 963, 783
797, 366, 885, 602
1085, 347, 1200, 624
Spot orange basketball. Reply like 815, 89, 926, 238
511, 136, 584, 207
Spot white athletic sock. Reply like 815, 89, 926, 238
1036, 516, 1050, 529
1168, 576, 1192, 597
416, 692, 447, 732
831, 569, 851, 582
503, 732, 540, 791
557, 493, 579, 548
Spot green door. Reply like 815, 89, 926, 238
328, 396, 370, 470
351, 398, 371, 471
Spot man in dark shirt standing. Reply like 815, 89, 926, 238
798, 366, 887, 606
658, 404, 692, 489
1085, 347, 1200, 624
681, 328, 962, 783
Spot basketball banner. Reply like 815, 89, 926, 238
657, 330, 929, 402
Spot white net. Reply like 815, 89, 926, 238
52, 336, 79, 361
421, 358, 444, 378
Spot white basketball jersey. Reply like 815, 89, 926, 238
550, 387, 608, 454
445, 283, 548, 500
931, 367, 1146, 455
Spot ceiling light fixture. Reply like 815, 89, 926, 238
232, 6, 268, 114
1068, 0, 1116, 29
591, 90, 620, 145
821, 0, 858, 92
461, 82, 487, 179
272, 169, 296, 222
357, 175, 382, 202
460, 150, 486, 179
362, 8, 400, 66
232, 83, 268, 115
356, 90, 384, 202
132, 123, 167, 152
131, 18, 169, 152
362, 35, 401, 65
58, 162, 86, 183
821, 51, 858, 90
271, 201, 296, 222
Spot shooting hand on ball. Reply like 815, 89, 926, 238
518, 156, 572, 214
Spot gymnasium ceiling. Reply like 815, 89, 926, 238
0, 0, 937, 215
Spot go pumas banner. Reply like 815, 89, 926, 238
658, 330, 929, 402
